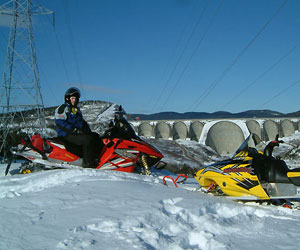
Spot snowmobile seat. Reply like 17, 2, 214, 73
254, 157, 300, 186
266, 159, 290, 184
48, 137, 83, 158
252, 157, 267, 181
49, 136, 66, 145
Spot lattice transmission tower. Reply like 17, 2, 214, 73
0, 0, 53, 159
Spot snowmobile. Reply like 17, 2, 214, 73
194, 133, 300, 202
5, 108, 164, 175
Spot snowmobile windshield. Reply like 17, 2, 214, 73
110, 115, 139, 140
234, 135, 251, 156
112, 105, 139, 140
232, 133, 263, 158
120, 116, 139, 140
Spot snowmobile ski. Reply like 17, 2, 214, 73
162, 174, 188, 187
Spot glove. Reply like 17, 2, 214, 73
104, 130, 112, 138
73, 128, 84, 134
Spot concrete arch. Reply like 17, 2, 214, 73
281, 119, 295, 137
155, 122, 171, 139
205, 121, 244, 155
263, 120, 279, 141
173, 121, 188, 140
189, 121, 204, 141
246, 120, 261, 139
138, 122, 153, 137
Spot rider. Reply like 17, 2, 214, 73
54, 87, 100, 168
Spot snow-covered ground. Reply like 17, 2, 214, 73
2, 155, 300, 249
2, 105, 300, 250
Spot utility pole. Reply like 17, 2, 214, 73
0, 0, 53, 160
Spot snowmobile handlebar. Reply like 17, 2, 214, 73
103, 106, 139, 141
114, 105, 125, 121
263, 134, 284, 158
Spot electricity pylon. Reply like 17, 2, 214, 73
0, 0, 53, 160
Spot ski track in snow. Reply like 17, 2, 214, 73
1, 165, 300, 250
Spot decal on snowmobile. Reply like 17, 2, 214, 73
223, 166, 253, 174
234, 178, 260, 191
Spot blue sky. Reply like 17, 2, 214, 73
1, 0, 300, 114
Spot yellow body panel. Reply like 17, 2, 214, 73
287, 172, 300, 178
195, 159, 269, 200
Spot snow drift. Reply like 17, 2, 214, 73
1, 165, 300, 250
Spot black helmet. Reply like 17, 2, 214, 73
65, 87, 81, 101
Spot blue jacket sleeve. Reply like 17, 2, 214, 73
55, 104, 73, 136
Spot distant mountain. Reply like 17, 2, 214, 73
130, 109, 299, 120
4, 99, 299, 123
285, 110, 300, 117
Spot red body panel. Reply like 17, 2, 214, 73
43, 137, 163, 173
47, 141, 80, 162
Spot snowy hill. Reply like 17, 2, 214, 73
2, 164, 300, 250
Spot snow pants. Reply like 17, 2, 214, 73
64, 132, 102, 167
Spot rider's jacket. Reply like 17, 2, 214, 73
54, 103, 91, 137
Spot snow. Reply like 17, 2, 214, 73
95, 103, 118, 123
2, 163, 300, 249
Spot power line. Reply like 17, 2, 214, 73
0, 30, 8, 54
39, 71, 59, 106
188, 0, 289, 112
160, 0, 224, 112
218, 39, 300, 110
26, 13, 69, 107
46, 14, 71, 83
36, 20, 60, 106
153, 0, 210, 112
258, 78, 300, 108
62, 0, 84, 97
150, 2, 197, 113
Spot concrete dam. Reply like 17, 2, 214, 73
130, 118, 300, 155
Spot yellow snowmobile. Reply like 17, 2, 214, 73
194, 133, 300, 201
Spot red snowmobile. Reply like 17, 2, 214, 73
6, 109, 164, 175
